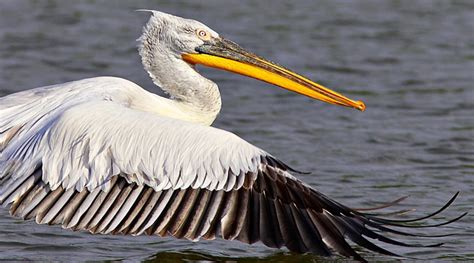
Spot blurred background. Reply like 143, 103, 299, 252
0, 0, 473, 261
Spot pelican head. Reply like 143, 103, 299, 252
138, 10, 365, 116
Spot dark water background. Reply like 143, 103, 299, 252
0, 0, 473, 261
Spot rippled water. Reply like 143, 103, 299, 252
0, 0, 473, 261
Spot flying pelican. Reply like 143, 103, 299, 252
0, 10, 464, 262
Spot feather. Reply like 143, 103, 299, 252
308, 210, 362, 260
75, 177, 118, 230
258, 191, 279, 248
7, 170, 42, 214
40, 187, 75, 224
33, 187, 64, 223
221, 188, 249, 240
138, 189, 174, 235
67, 187, 101, 229
1, 169, 40, 205
118, 187, 155, 234
168, 189, 201, 238
222, 171, 235, 192
57, 189, 89, 226
105, 184, 144, 234
153, 189, 187, 236
273, 199, 305, 252
182, 190, 212, 241
128, 189, 165, 235
288, 204, 329, 255
202, 190, 233, 240
237, 189, 260, 244
194, 191, 224, 239
13, 182, 49, 219
95, 181, 134, 233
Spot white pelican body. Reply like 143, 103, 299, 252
0, 11, 463, 262
0, 76, 264, 193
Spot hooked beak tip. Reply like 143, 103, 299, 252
186, 38, 367, 112
355, 101, 366, 111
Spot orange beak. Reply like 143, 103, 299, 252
182, 38, 365, 111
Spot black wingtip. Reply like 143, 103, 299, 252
354, 195, 410, 212
366, 220, 461, 238
264, 156, 311, 174
400, 211, 468, 228
371, 191, 460, 224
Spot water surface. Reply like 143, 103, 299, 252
0, 0, 473, 261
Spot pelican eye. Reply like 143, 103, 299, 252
196, 29, 211, 41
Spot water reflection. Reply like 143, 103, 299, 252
146, 251, 338, 263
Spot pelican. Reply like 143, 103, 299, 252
0, 10, 464, 262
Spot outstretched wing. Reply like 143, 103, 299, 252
0, 79, 464, 262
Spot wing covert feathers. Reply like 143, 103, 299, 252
0, 157, 464, 262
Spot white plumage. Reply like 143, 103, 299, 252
0, 77, 266, 194
0, 10, 463, 262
